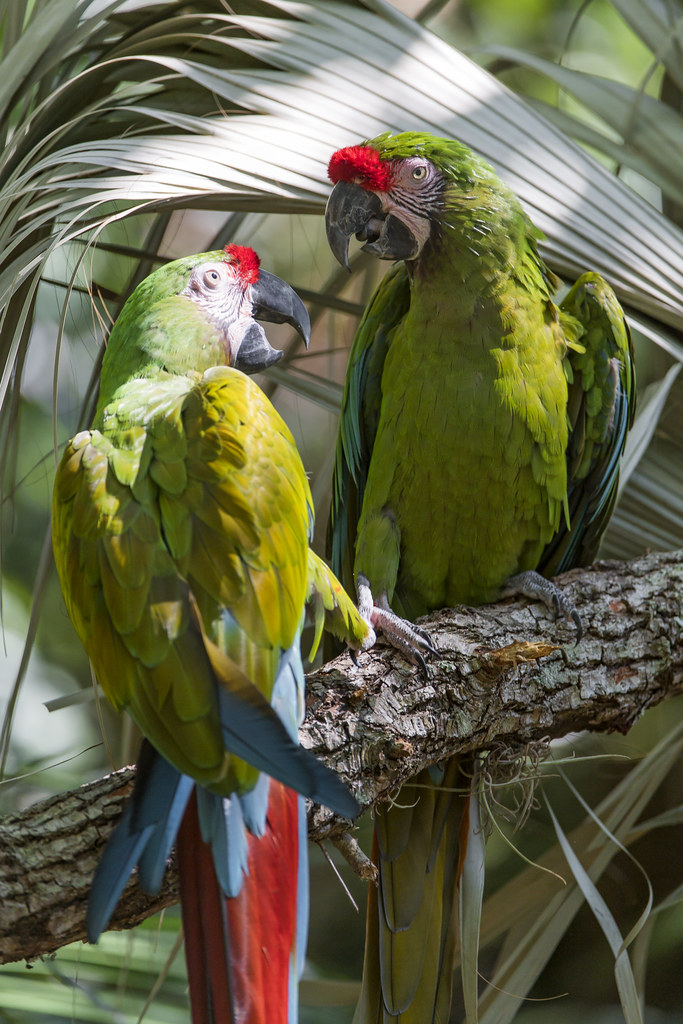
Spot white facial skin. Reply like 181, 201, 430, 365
183, 261, 255, 363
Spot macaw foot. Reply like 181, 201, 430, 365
500, 570, 583, 640
356, 573, 439, 676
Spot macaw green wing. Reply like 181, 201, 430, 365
53, 366, 313, 798
306, 549, 370, 659
539, 273, 635, 576
329, 262, 411, 590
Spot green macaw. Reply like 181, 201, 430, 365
325, 132, 635, 1022
51, 244, 373, 1024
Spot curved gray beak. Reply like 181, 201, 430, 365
233, 270, 311, 375
325, 181, 383, 271
233, 323, 284, 373
251, 270, 310, 348
325, 181, 420, 268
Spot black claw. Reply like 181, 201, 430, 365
412, 625, 439, 657
415, 650, 429, 681
348, 647, 359, 666
571, 609, 583, 641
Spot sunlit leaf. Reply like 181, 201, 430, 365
610, 0, 683, 87
545, 796, 643, 1024
478, 43, 683, 204
460, 766, 486, 1024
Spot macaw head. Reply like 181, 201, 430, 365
178, 243, 310, 373
325, 131, 499, 269
97, 244, 311, 408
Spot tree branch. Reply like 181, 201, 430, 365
2, 549, 681, 964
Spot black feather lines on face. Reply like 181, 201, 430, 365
390, 173, 446, 220
390, 171, 447, 264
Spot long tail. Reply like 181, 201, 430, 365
225, 781, 305, 1024
176, 791, 233, 1023
88, 749, 307, 1024
353, 757, 465, 1024
175, 643, 309, 1024
88, 642, 316, 1023
176, 781, 305, 1024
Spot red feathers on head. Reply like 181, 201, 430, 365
224, 244, 261, 285
328, 145, 393, 191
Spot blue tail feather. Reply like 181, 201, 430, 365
137, 773, 194, 894
196, 787, 249, 898
294, 792, 309, 982
87, 742, 193, 943
239, 772, 270, 837
87, 804, 155, 943
217, 640, 359, 819
271, 643, 305, 741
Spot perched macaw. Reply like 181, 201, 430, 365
51, 244, 373, 1024
325, 132, 635, 1022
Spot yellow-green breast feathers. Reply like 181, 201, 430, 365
328, 133, 634, 615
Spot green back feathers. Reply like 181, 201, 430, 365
54, 367, 313, 794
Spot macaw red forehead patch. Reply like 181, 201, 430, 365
224, 244, 261, 285
328, 145, 393, 191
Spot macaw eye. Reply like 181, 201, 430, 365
411, 165, 428, 181
202, 269, 222, 289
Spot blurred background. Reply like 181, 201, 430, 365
1, 0, 682, 1021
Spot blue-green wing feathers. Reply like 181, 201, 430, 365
329, 263, 411, 589
540, 272, 635, 575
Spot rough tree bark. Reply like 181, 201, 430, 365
1, 549, 682, 965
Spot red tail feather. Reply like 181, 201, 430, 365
176, 784, 302, 1024
177, 792, 233, 1024
226, 782, 301, 1024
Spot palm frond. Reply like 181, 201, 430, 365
2, 3, 683, 1019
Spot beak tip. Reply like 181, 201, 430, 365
326, 181, 384, 271
334, 248, 352, 273
250, 270, 311, 349
300, 308, 311, 349
325, 219, 352, 273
